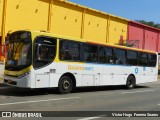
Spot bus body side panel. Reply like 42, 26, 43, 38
112, 66, 129, 85
4, 63, 158, 88
49, 63, 84, 88
128, 66, 158, 84
102, 65, 114, 85
48, 62, 111, 87
55, 62, 103, 87
48, 62, 158, 88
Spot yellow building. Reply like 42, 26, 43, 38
0, 0, 129, 53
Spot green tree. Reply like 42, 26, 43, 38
135, 20, 160, 29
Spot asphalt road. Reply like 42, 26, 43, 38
0, 80, 160, 120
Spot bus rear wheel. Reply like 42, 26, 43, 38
58, 76, 73, 94
126, 75, 136, 89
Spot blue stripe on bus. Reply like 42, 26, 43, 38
85, 62, 132, 67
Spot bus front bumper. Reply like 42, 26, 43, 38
3, 74, 31, 88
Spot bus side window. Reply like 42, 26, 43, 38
34, 37, 57, 69
59, 40, 80, 61
127, 50, 138, 66
113, 48, 126, 65
139, 52, 148, 66
106, 47, 113, 64
69, 42, 79, 60
98, 46, 106, 63
83, 44, 98, 62
38, 45, 49, 60
59, 41, 71, 60
79, 43, 85, 61
98, 46, 113, 64
60, 45, 66, 60
148, 53, 157, 67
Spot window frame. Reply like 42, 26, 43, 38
138, 52, 148, 67
148, 53, 157, 67
59, 39, 80, 62
98, 45, 113, 64
33, 36, 57, 70
113, 48, 127, 65
83, 43, 98, 63
126, 50, 138, 66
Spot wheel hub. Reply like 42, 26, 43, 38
63, 80, 70, 90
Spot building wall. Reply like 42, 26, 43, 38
0, 0, 3, 61
109, 16, 128, 44
158, 33, 160, 52
5, 0, 49, 34
83, 10, 108, 43
144, 28, 158, 51
0, 0, 129, 45
51, 0, 83, 39
128, 21, 160, 52
51, 0, 128, 44
0, 0, 3, 36
128, 22, 144, 49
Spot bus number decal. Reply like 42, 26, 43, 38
135, 68, 138, 74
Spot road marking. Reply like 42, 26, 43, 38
77, 115, 106, 120
0, 97, 79, 106
122, 90, 155, 94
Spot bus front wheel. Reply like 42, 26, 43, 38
58, 76, 73, 94
126, 75, 136, 89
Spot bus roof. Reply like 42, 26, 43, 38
86, 41, 156, 54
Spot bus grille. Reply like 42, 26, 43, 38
4, 79, 17, 85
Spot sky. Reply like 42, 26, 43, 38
69, 0, 160, 24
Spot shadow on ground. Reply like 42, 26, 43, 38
0, 83, 150, 97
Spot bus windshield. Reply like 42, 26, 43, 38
5, 32, 32, 71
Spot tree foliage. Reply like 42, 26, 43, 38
135, 20, 160, 29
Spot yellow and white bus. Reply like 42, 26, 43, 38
3, 30, 158, 94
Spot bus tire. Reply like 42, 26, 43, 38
126, 75, 135, 89
58, 76, 73, 94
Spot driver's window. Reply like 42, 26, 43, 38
34, 36, 57, 69
37, 45, 49, 61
